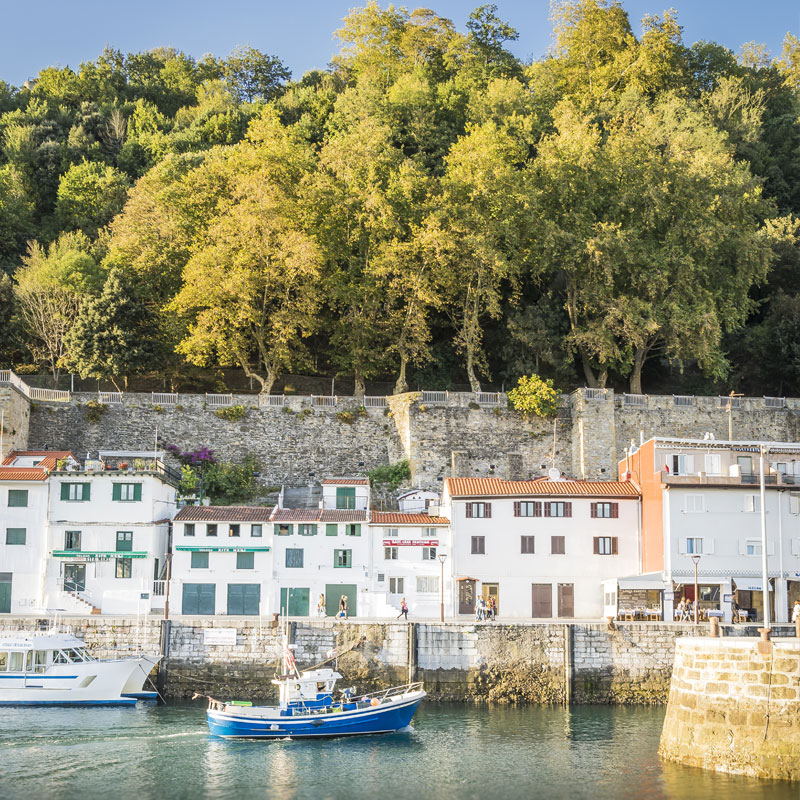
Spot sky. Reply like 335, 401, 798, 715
0, 0, 798, 87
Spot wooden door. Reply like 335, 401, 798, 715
532, 584, 552, 618
482, 583, 499, 615
557, 583, 574, 618
459, 580, 476, 615
228, 584, 261, 615
0, 573, 10, 614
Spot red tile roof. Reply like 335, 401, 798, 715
174, 505, 274, 522
0, 467, 48, 482
444, 478, 639, 498
271, 508, 368, 522
321, 478, 369, 486
320, 510, 367, 522
370, 511, 450, 525
2, 450, 75, 471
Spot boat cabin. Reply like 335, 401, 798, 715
0, 634, 95, 673
273, 668, 342, 709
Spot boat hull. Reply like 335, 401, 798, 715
207, 691, 425, 739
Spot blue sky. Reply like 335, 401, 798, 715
1, 0, 798, 87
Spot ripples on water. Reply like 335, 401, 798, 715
0, 703, 793, 800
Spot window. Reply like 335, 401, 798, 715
384, 528, 399, 538
116, 531, 133, 552
775, 462, 789, 474
705, 454, 722, 475
191, 551, 209, 569
671, 455, 695, 476
336, 487, 356, 509
514, 501, 541, 517
593, 536, 618, 555
791, 494, 800, 515
744, 495, 760, 513
521, 536, 535, 554
422, 547, 437, 560
207, 524, 218, 537
591, 502, 618, 518
744, 540, 763, 556
184, 523, 195, 537
64, 530, 81, 550
471, 536, 485, 555
298, 524, 317, 536
275, 524, 293, 536
61, 483, 90, 501
737, 456, 753, 476
345, 524, 361, 537
466, 502, 491, 518
686, 537, 703, 555
228, 524, 240, 537
8, 489, 28, 507
326, 524, 338, 536
544, 502, 572, 518
285, 549, 304, 568
384, 546, 398, 560
551, 536, 565, 555
389, 577, 404, 594
112, 483, 141, 502
5, 528, 25, 545
685, 495, 705, 513
115, 558, 132, 578
251, 524, 262, 538
377, 573, 385, 583
335, 549, 352, 568
424, 527, 438, 538
236, 552, 255, 569
417, 576, 439, 593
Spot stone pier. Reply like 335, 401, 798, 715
659, 637, 800, 782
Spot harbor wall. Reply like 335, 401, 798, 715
659, 637, 800, 782
0, 386, 30, 462
5, 616, 797, 704
22, 389, 800, 490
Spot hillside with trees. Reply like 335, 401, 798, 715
1, 1, 800, 397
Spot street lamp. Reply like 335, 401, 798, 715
438, 553, 447, 623
691, 555, 701, 625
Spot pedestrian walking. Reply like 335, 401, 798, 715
338, 594, 348, 620
398, 597, 409, 620
489, 596, 497, 621
317, 593, 326, 617
792, 599, 800, 624
476, 596, 487, 621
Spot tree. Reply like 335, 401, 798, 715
465, 4, 521, 78
508, 374, 561, 417
64, 267, 161, 389
56, 160, 129, 235
0, 165, 34, 261
223, 46, 290, 102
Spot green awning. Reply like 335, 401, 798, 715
174, 546, 271, 553
52, 550, 148, 559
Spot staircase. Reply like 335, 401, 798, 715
59, 589, 101, 615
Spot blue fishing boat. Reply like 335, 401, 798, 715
203, 626, 425, 739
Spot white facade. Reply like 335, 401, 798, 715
441, 478, 641, 619
368, 512, 451, 618
397, 490, 440, 514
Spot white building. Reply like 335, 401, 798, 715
397, 490, 440, 514
170, 506, 274, 616
368, 511, 451, 618
0, 451, 77, 614
441, 477, 640, 619
623, 437, 800, 624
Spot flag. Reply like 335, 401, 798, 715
326, 648, 338, 659
284, 649, 295, 673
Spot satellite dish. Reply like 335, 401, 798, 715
548, 468, 561, 481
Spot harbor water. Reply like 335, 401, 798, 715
0, 703, 794, 799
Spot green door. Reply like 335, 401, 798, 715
279, 587, 310, 616
0, 573, 11, 614
182, 583, 216, 615
325, 584, 357, 617
227, 584, 261, 615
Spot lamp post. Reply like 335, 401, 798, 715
438, 553, 447, 623
691, 555, 701, 626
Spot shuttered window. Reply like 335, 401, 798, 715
298, 524, 318, 536
521, 536, 535, 554
6, 528, 26, 545
236, 552, 255, 569
112, 483, 142, 501
514, 501, 541, 517
275, 524, 293, 536
544, 502, 571, 518
326, 524, 338, 536
116, 531, 133, 552
593, 536, 618, 555
590, 502, 618, 518
191, 551, 209, 569
551, 536, 565, 555
471, 536, 485, 554
334, 549, 352, 568
8, 490, 28, 507
61, 483, 90, 501
285, 549, 304, 568
465, 502, 491, 518
345, 524, 361, 536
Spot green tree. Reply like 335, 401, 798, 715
0, 165, 34, 261
223, 46, 290, 102
56, 160, 129, 235
508, 374, 561, 417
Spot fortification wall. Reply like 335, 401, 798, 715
0, 386, 30, 462
659, 636, 800, 782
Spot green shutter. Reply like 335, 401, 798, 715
61, 483, 70, 501
326, 524, 338, 536
6, 528, 26, 545
236, 552, 254, 569
8, 490, 28, 507
336, 487, 356, 509
82, 483, 90, 501
352, 524, 361, 537
133, 483, 142, 501
112, 484, 121, 501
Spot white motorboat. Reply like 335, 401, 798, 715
0, 632, 160, 706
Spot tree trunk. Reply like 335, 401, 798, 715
630, 347, 647, 394
466, 347, 481, 393
236, 353, 270, 394
579, 348, 599, 388
394, 354, 408, 395
354, 371, 365, 397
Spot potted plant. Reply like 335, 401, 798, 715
118, 462, 129, 470
134, 458, 145, 471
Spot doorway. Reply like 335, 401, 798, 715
532, 583, 552, 618
481, 583, 499, 615
458, 579, 476, 615
325, 584, 357, 617
0, 573, 10, 613
280, 587, 310, 616
557, 583, 574, 618
63, 564, 86, 593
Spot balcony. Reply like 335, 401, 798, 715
51, 458, 182, 487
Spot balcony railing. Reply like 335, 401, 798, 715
718, 396, 741, 408
421, 391, 447, 404
312, 395, 337, 407
152, 392, 178, 406
363, 396, 387, 408
259, 394, 285, 407
99, 391, 123, 404
624, 393, 647, 407
476, 392, 501, 405
584, 387, 607, 400
673, 395, 695, 407
764, 396, 786, 409
206, 393, 233, 407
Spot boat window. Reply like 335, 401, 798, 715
67, 649, 84, 663
34, 651, 48, 673
53, 650, 70, 664
26, 651, 33, 671
0, 652, 6, 671
8, 652, 23, 672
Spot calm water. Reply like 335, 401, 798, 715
0, 703, 794, 800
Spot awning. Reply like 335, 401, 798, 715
615, 573, 667, 590
174, 546, 271, 553
732, 577, 772, 592
456, 576, 479, 582
52, 550, 147, 559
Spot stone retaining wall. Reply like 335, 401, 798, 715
0, 386, 30, 461
659, 636, 800, 782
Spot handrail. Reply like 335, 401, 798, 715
0, 369, 71, 402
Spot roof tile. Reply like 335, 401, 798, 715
0, 467, 48, 482
370, 511, 449, 525
174, 505, 274, 522
444, 477, 639, 498
321, 478, 369, 486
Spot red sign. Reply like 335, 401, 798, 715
382, 539, 438, 546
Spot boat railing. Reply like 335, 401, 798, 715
354, 682, 424, 703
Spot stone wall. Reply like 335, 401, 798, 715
0, 386, 30, 461
21, 388, 800, 489
659, 636, 800, 782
